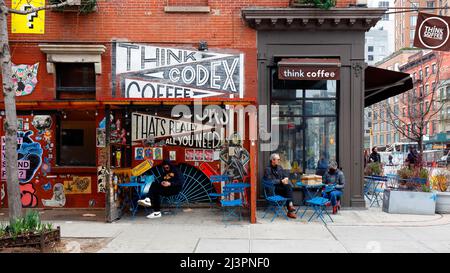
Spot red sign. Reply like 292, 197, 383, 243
414, 12, 450, 51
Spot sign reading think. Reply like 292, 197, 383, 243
414, 12, 450, 51
278, 67, 340, 80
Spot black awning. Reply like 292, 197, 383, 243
364, 66, 413, 107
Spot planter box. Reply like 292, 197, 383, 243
382, 189, 436, 215
436, 192, 450, 214
0, 227, 60, 250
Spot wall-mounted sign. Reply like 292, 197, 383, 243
278, 58, 340, 81
11, 0, 45, 34
414, 12, 450, 51
115, 43, 244, 98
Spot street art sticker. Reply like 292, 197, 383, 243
12, 63, 39, 96
42, 183, 66, 207
64, 176, 92, 194
1, 183, 5, 202
20, 182, 38, 207
131, 112, 223, 149
32, 115, 52, 133
115, 43, 244, 98
11, 0, 45, 34
97, 166, 107, 193
220, 133, 250, 182
135, 147, 144, 160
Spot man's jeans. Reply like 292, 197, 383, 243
275, 183, 293, 208
323, 190, 342, 207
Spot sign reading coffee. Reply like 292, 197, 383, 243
278, 58, 340, 80
413, 12, 450, 51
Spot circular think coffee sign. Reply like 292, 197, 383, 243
418, 16, 450, 49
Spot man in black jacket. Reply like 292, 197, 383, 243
369, 147, 381, 163
263, 153, 296, 219
138, 160, 184, 219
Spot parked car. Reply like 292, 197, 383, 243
438, 153, 450, 167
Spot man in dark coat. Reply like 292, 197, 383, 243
263, 153, 296, 219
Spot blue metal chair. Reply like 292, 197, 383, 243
220, 185, 244, 222
208, 175, 231, 209
262, 179, 289, 222
385, 174, 399, 190
303, 197, 333, 224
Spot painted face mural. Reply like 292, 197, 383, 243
12, 63, 39, 96
32, 115, 52, 133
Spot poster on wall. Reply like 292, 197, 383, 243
64, 177, 92, 194
195, 149, 204, 161
135, 147, 144, 160
185, 149, 195, 161
97, 166, 107, 193
115, 43, 244, 99
12, 63, 39, 96
204, 150, 214, 162
153, 147, 163, 160
169, 151, 176, 161
96, 128, 106, 148
144, 147, 153, 160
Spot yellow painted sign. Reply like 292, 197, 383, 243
11, 0, 45, 34
131, 160, 153, 177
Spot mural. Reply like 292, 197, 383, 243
42, 183, 66, 207
97, 166, 107, 193
220, 133, 250, 182
11, 63, 39, 96
20, 182, 38, 207
115, 43, 244, 99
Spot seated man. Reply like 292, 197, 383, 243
137, 160, 184, 219
322, 161, 345, 214
263, 153, 296, 219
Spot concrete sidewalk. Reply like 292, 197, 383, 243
35, 207, 450, 253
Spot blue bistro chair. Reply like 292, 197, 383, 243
220, 185, 244, 222
262, 178, 289, 222
302, 197, 334, 224
208, 175, 231, 209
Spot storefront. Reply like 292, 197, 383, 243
242, 7, 411, 207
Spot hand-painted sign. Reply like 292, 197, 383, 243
414, 12, 450, 51
11, 0, 45, 34
115, 43, 244, 98
132, 112, 222, 149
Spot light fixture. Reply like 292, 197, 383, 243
95, 110, 98, 116
198, 41, 208, 51
30, 110, 34, 116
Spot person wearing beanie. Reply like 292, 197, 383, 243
322, 161, 345, 214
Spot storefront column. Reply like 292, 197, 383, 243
250, 140, 257, 223
104, 106, 118, 222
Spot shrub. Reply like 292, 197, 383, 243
431, 170, 449, 192
365, 162, 383, 176
1, 210, 53, 239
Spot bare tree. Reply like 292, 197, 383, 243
384, 50, 449, 165
0, 0, 73, 225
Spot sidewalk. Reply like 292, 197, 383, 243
21, 207, 450, 253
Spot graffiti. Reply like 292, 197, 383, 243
11, 63, 39, 96
110, 118, 127, 145
115, 43, 244, 99
17, 131, 43, 183
42, 183, 66, 207
64, 176, 91, 194
198, 162, 219, 178
97, 166, 107, 193
20, 182, 38, 207
32, 115, 52, 133
220, 133, 250, 182
42, 182, 51, 191
135, 147, 144, 160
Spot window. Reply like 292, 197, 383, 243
368, 55, 374, 61
413, 72, 417, 81
380, 134, 385, 145
403, 107, 406, 117
419, 70, 423, 80
410, 29, 415, 41
56, 63, 95, 100
432, 63, 437, 74
386, 134, 391, 144
373, 135, 378, 145
432, 82, 436, 92
368, 46, 374, 52
425, 84, 429, 96
447, 86, 450, 98
427, 1, 435, 8
425, 67, 429, 77
379, 1, 389, 20
432, 121, 437, 134
57, 111, 96, 166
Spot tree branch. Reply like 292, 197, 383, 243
7, 0, 74, 15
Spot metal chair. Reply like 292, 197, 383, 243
208, 175, 231, 209
303, 197, 333, 224
262, 179, 289, 222
367, 176, 387, 207
385, 174, 399, 190
220, 185, 244, 222
135, 175, 155, 215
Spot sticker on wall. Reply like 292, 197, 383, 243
194, 149, 204, 161
89, 199, 96, 207
11, 0, 45, 34
42, 182, 51, 191
24, 123, 29, 130
185, 149, 195, 161
11, 63, 39, 96
169, 151, 176, 161
20, 182, 38, 208
96, 128, 106, 147
64, 176, 91, 194
18, 118, 23, 130
43, 129, 52, 142
135, 147, 144, 160
153, 147, 163, 160
204, 150, 214, 162
32, 115, 52, 133
220, 133, 250, 182
144, 147, 153, 160
97, 166, 107, 193
42, 183, 66, 207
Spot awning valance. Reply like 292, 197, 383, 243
364, 66, 413, 107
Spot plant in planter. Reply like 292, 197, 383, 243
291, 0, 337, 9
49, 0, 97, 14
0, 210, 60, 251
364, 162, 384, 176
431, 170, 450, 213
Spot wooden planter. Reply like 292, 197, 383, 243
0, 226, 61, 251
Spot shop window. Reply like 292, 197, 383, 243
57, 111, 96, 166
56, 63, 96, 100
432, 63, 437, 74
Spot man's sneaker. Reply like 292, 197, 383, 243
137, 198, 152, 207
146, 211, 161, 219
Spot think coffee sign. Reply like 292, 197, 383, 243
414, 12, 450, 51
